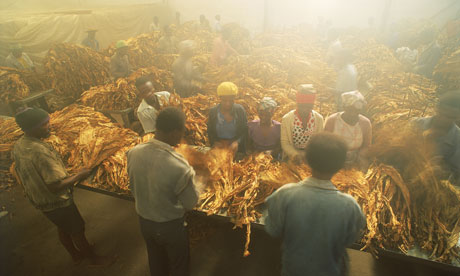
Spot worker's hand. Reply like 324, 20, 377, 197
230, 141, 239, 153
76, 168, 93, 182
423, 128, 442, 142
292, 153, 304, 165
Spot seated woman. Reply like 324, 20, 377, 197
324, 90, 372, 168
248, 97, 281, 158
207, 82, 247, 154
281, 84, 324, 163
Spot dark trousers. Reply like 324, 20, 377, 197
138, 216, 190, 276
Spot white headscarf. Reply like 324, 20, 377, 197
258, 97, 278, 112
341, 90, 366, 110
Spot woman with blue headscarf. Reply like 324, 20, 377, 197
248, 97, 281, 158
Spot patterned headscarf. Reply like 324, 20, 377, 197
258, 97, 278, 112
341, 90, 366, 110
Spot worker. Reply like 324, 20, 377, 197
280, 84, 324, 164
12, 108, 115, 266
199, 14, 211, 31
414, 28, 442, 78
5, 44, 35, 71
214, 14, 222, 33
207, 82, 248, 155
210, 27, 238, 66
110, 40, 131, 80
172, 40, 203, 97
135, 76, 171, 134
149, 16, 160, 32
247, 97, 281, 158
127, 107, 200, 276
413, 92, 460, 186
158, 25, 178, 54
264, 132, 366, 276
334, 49, 358, 110
324, 91, 372, 169
81, 29, 99, 51
175, 12, 181, 26
325, 29, 342, 64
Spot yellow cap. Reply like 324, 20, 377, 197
217, 82, 238, 96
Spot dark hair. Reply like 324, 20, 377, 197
156, 107, 186, 133
135, 76, 150, 89
439, 92, 460, 110
305, 133, 347, 175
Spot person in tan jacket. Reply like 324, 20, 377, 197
281, 84, 324, 163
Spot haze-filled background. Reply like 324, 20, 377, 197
0, 0, 459, 64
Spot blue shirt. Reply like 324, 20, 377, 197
264, 177, 365, 276
414, 117, 460, 184
216, 107, 237, 139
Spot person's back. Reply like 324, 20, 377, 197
265, 132, 365, 276
267, 178, 363, 276
128, 139, 196, 222
127, 107, 199, 276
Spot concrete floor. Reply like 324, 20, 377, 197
0, 184, 458, 276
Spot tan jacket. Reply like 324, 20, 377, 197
281, 110, 324, 160
13, 136, 71, 212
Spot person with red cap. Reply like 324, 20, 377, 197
12, 107, 115, 266
280, 84, 324, 164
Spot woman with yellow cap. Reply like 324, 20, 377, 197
207, 82, 248, 154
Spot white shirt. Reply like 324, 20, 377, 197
137, 100, 158, 134
336, 64, 358, 94
333, 112, 363, 151
149, 22, 160, 32
137, 92, 171, 133
214, 20, 222, 33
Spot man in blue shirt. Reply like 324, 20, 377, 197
413, 92, 460, 186
264, 132, 365, 276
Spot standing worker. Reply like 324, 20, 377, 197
413, 92, 460, 186
214, 14, 222, 33
210, 27, 238, 66
81, 29, 100, 51
334, 49, 358, 110
12, 108, 115, 266
128, 107, 200, 276
149, 16, 161, 32
199, 14, 211, 31
414, 28, 442, 78
172, 40, 203, 97
175, 12, 181, 26
158, 25, 178, 54
110, 40, 131, 80
280, 84, 324, 163
265, 132, 366, 276
5, 44, 35, 71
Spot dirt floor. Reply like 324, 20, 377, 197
0, 184, 458, 276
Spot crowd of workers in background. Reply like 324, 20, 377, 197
6, 10, 460, 276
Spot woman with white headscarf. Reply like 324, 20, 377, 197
248, 97, 281, 158
324, 90, 372, 168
